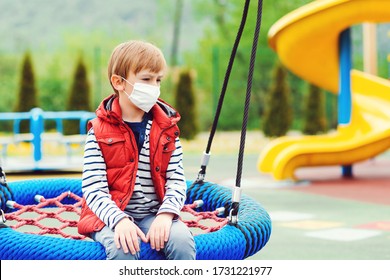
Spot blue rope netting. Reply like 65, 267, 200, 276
0, 178, 271, 260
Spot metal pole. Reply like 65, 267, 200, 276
339, 29, 353, 177
30, 108, 44, 164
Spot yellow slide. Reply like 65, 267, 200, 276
258, 0, 390, 180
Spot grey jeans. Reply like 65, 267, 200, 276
92, 214, 196, 260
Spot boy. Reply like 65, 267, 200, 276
78, 40, 196, 260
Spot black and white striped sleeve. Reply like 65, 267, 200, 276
157, 137, 187, 217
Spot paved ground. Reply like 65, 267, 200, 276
183, 153, 390, 260
3, 132, 390, 260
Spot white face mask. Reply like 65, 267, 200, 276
122, 77, 160, 112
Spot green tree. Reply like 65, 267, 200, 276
303, 84, 327, 135
175, 69, 199, 140
288, 73, 307, 129
189, 0, 313, 131
64, 56, 92, 135
263, 61, 292, 137
40, 57, 67, 112
14, 51, 39, 133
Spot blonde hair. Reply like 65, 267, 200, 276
108, 40, 167, 94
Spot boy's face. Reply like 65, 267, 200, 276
111, 68, 165, 112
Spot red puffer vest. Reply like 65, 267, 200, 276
78, 95, 180, 236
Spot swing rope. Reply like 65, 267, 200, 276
194, 0, 264, 224
195, 0, 251, 183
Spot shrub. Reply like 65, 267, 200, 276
14, 51, 39, 133
174, 69, 199, 140
262, 61, 292, 137
63, 56, 92, 135
303, 84, 327, 135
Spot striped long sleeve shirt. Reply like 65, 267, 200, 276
81, 119, 187, 230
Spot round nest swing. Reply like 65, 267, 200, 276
0, 178, 271, 260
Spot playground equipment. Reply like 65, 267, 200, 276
0, 0, 271, 260
0, 108, 95, 171
258, 0, 390, 180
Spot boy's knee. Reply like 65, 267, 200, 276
105, 239, 139, 260
172, 229, 195, 246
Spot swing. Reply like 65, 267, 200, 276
0, 0, 271, 260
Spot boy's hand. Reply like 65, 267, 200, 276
114, 217, 147, 255
146, 213, 175, 251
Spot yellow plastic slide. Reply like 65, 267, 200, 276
258, 0, 390, 180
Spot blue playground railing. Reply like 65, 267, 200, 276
0, 108, 95, 170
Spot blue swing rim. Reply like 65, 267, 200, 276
0, 178, 271, 260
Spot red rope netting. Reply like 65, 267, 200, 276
3, 192, 228, 240
4, 192, 85, 240
181, 201, 229, 234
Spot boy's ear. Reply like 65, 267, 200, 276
111, 75, 124, 91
